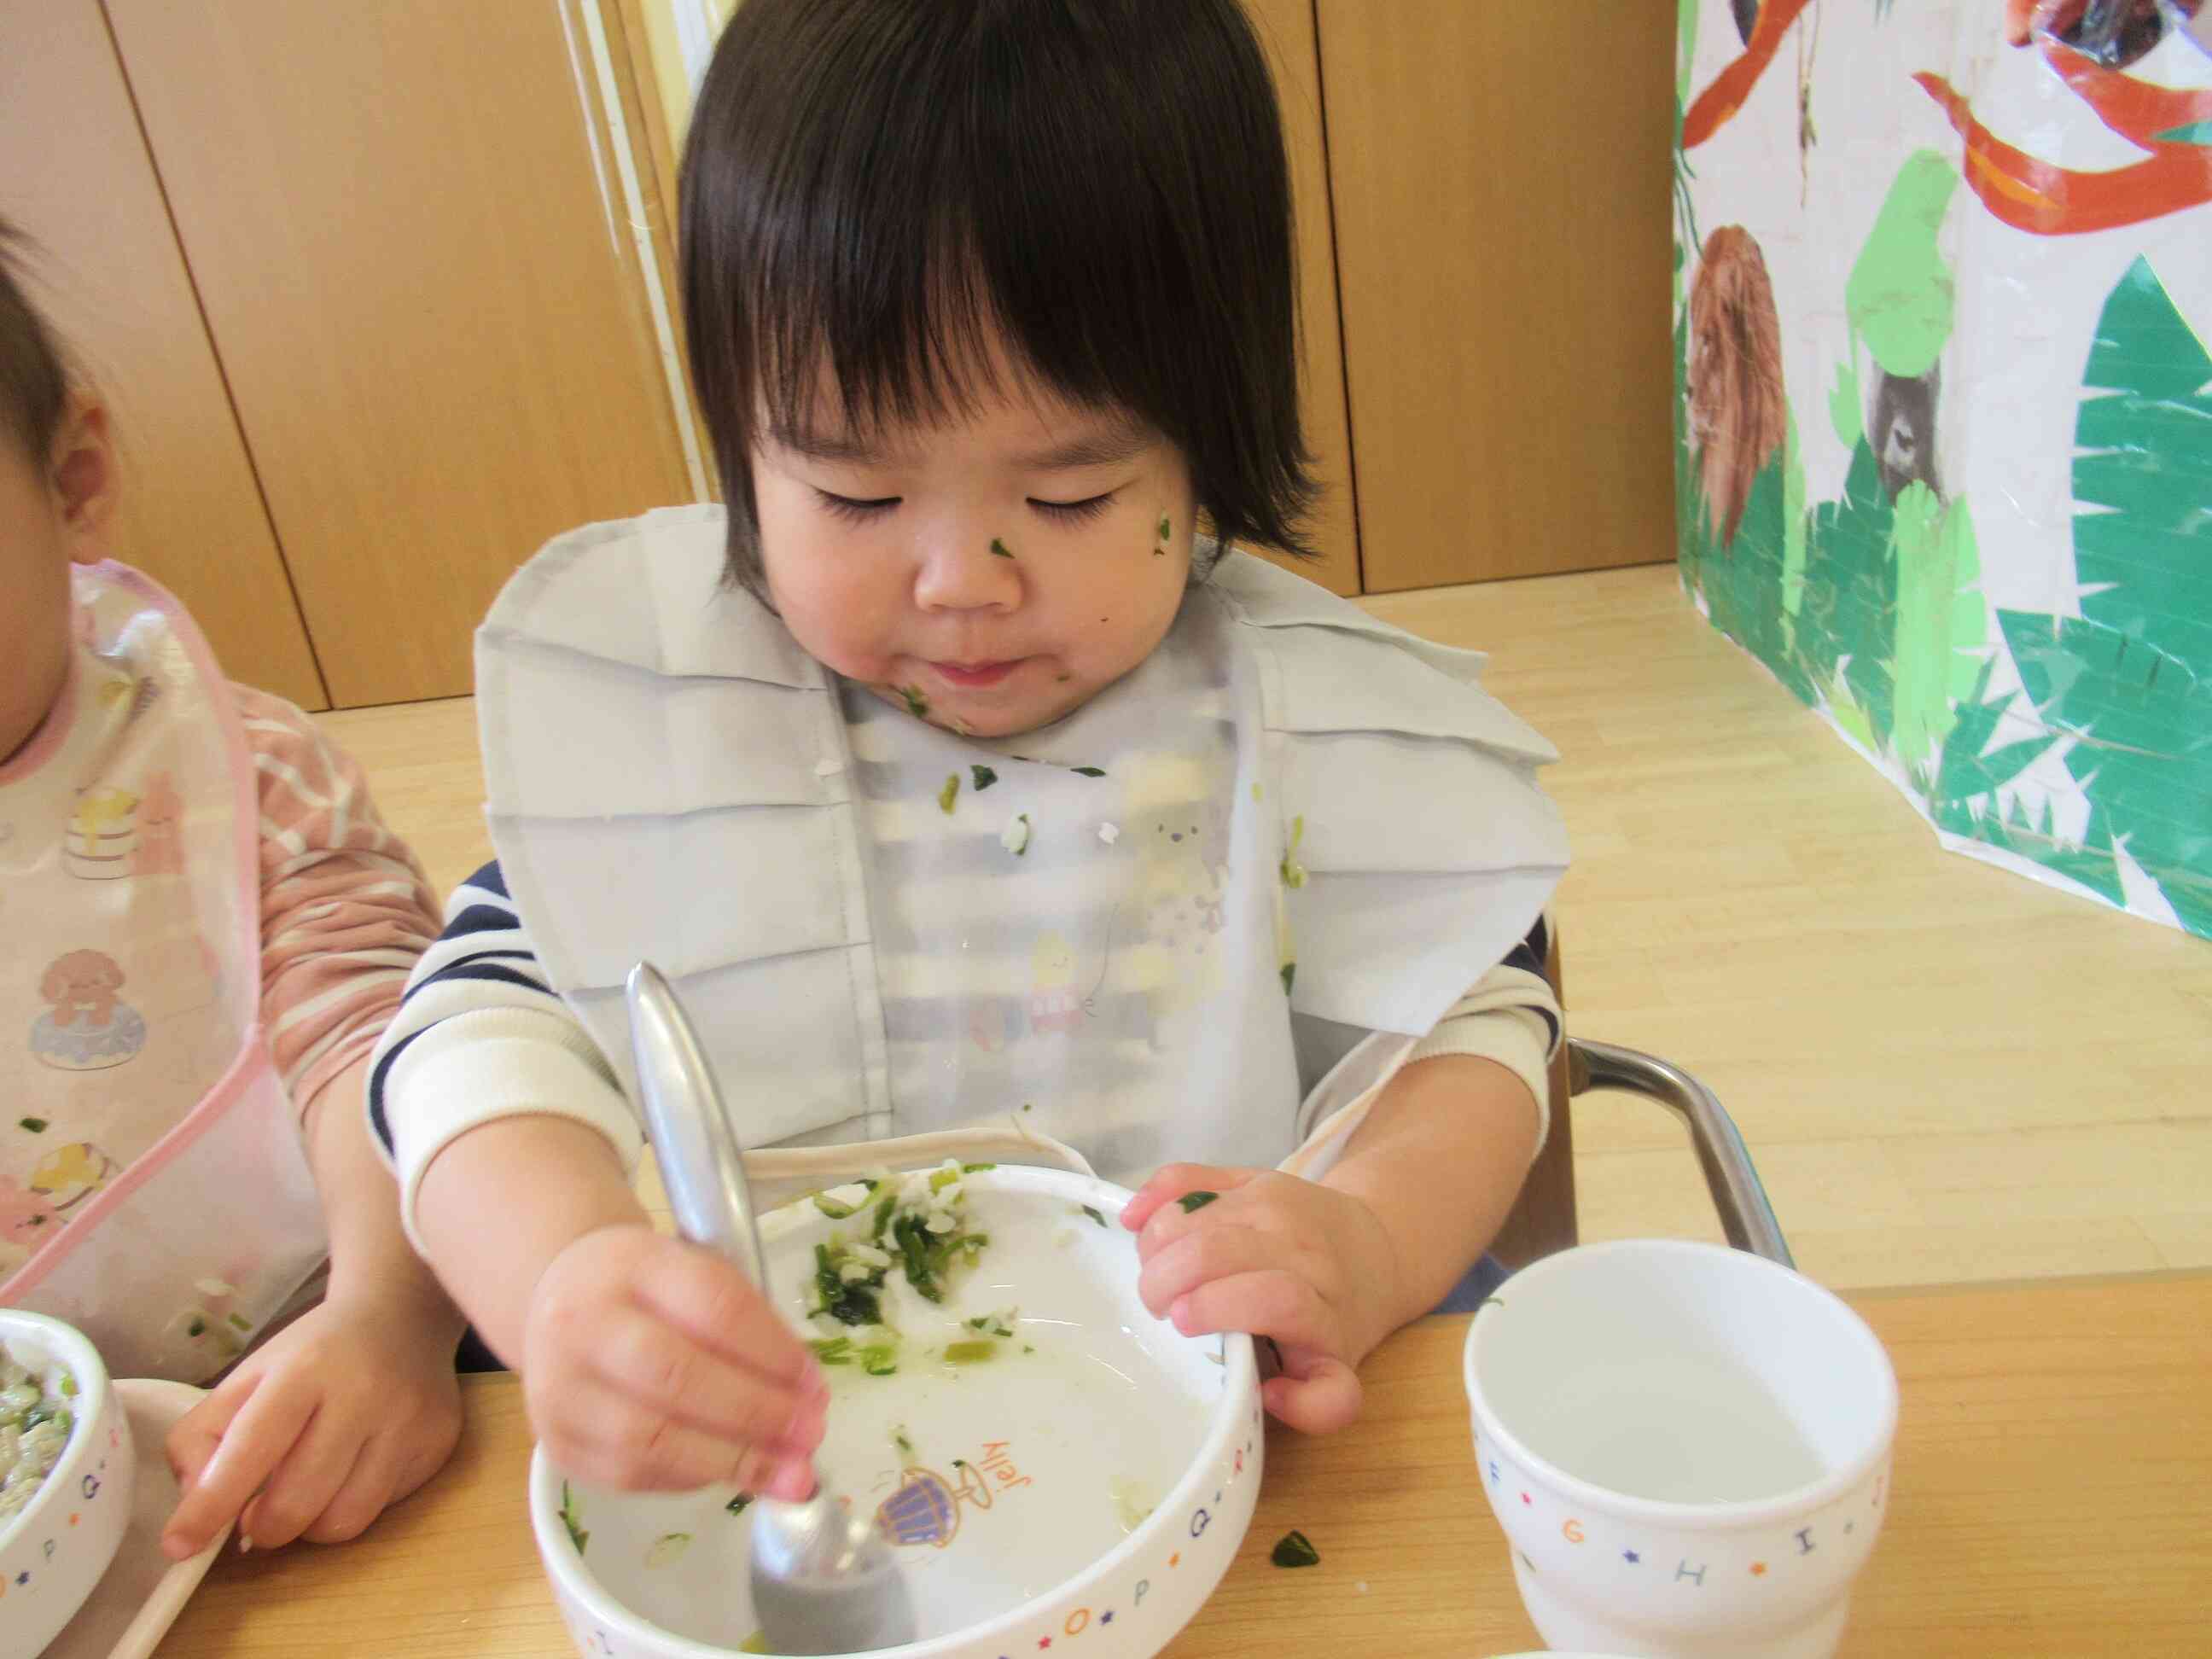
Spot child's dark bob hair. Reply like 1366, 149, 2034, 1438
0, 220, 69, 466
680, 0, 1316, 594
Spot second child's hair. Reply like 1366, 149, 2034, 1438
680, 0, 1316, 594
0, 220, 69, 467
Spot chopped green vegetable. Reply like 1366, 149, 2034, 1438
1158, 515, 1172, 540
809, 1336, 855, 1365
899, 684, 928, 718
740, 1634, 771, 1655
18, 1117, 47, 1133
810, 1243, 885, 1327
943, 1340, 998, 1365
962, 1161, 996, 1173
893, 1425, 915, 1457
726, 1493, 754, 1516
1178, 1190, 1220, 1214
560, 1481, 589, 1554
1272, 1528, 1320, 1569
813, 1180, 877, 1220
186, 1316, 207, 1338
1081, 1205, 1109, 1227
1002, 812, 1032, 856
860, 1342, 899, 1376
227, 1313, 252, 1332
971, 764, 998, 792
56, 1374, 77, 1398
1281, 962, 1296, 996
938, 773, 961, 814
990, 537, 1016, 558
645, 1532, 693, 1568
1069, 765, 1107, 777
1279, 814, 1307, 889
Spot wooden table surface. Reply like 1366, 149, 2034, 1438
156, 1272, 2212, 1656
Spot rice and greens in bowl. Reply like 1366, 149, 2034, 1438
0, 1352, 77, 1523
532, 1160, 1264, 1657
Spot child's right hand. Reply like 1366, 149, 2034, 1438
522, 1222, 827, 1497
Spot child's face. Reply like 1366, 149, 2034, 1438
752, 356, 1197, 739
1, 400, 114, 766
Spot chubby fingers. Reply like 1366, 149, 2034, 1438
1120, 1164, 1259, 1235
160, 1376, 303, 1560
528, 1231, 827, 1493
1262, 1350, 1365, 1435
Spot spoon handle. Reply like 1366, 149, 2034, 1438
624, 962, 772, 1293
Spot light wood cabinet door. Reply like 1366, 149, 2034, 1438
1318, 1, 1675, 591
1, 3, 326, 709
1243, 0, 1361, 595
103, 0, 695, 707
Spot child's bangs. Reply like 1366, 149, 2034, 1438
735, 90, 1178, 453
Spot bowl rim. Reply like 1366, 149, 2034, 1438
532, 1163, 1262, 1656
0, 1309, 115, 1555
1461, 1238, 1899, 1531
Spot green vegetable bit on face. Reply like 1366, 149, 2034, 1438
1158, 515, 1172, 540
943, 1340, 998, 1365
560, 1481, 590, 1554
18, 1117, 48, 1133
971, 764, 998, 792
1177, 1190, 1220, 1214
1271, 1528, 1320, 1569
726, 1493, 754, 1516
186, 1316, 207, 1338
227, 1313, 252, 1331
899, 684, 929, 718
990, 537, 1016, 558
939, 773, 961, 814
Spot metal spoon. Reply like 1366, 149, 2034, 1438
626, 962, 917, 1656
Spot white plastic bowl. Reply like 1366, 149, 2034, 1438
0, 1311, 136, 1659
533, 1165, 1261, 1658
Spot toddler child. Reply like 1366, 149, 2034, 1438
374, 0, 1568, 1503
0, 225, 464, 1559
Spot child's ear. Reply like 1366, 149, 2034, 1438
49, 396, 119, 563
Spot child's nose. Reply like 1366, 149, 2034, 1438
912, 522, 1022, 614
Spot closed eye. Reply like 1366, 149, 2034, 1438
815, 489, 899, 523
1029, 492, 1117, 523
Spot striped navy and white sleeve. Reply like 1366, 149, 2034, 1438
367, 861, 643, 1246
1402, 913, 1563, 1159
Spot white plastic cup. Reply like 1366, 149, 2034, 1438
1463, 1240, 1897, 1659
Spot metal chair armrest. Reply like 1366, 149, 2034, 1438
1567, 1037, 1793, 1268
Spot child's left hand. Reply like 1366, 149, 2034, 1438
159, 1286, 463, 1559
1123, 1165, 1400, 1435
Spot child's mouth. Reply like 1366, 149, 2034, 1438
929, 659, 1024, 690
